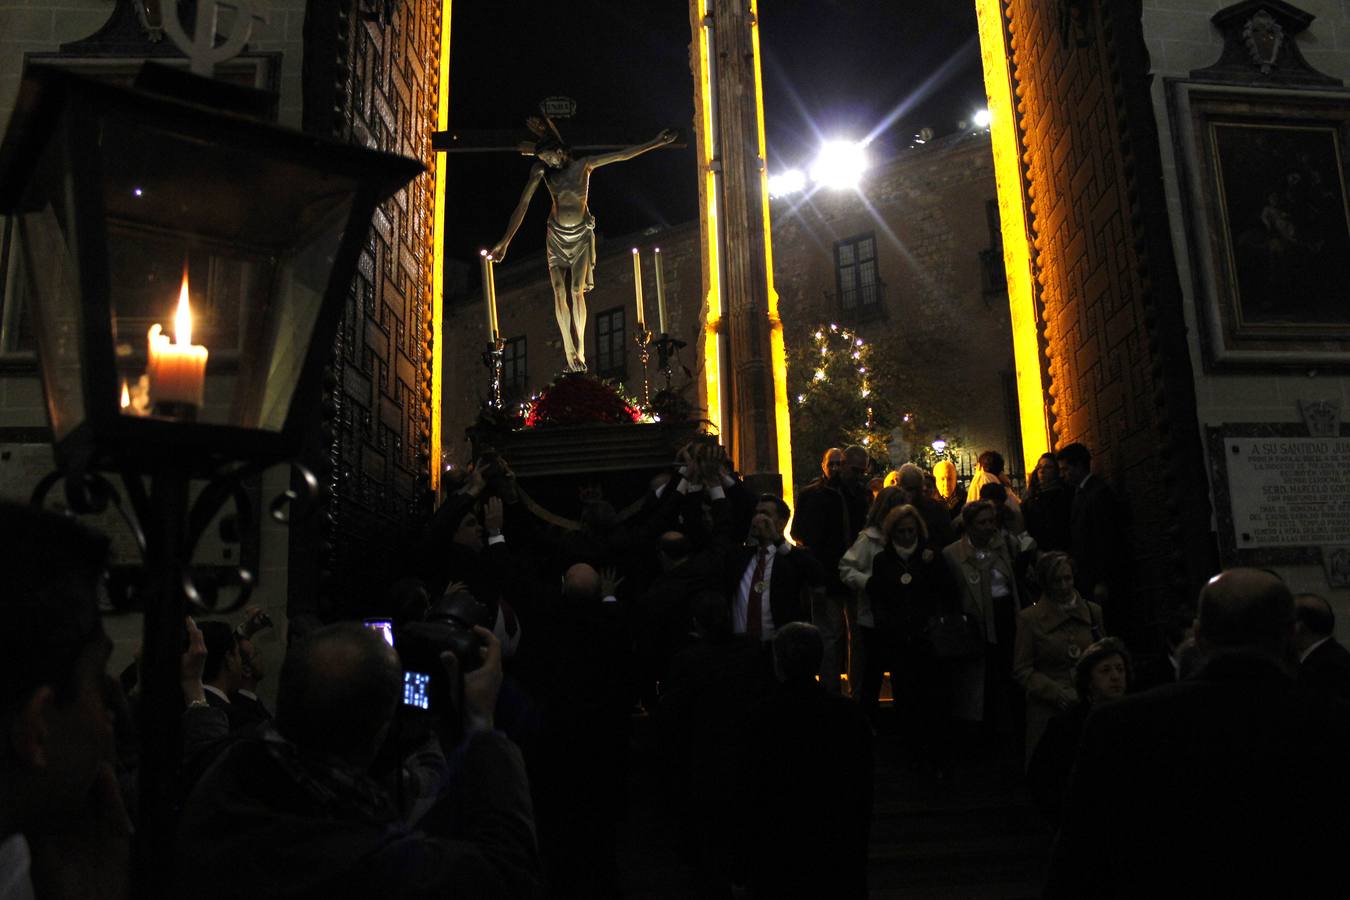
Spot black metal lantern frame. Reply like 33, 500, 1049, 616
0, 62, 422, 893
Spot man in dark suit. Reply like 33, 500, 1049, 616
1295, 591, 1350, 703
792, 449, 865, 692
1045, 569, 1350, 899
199, 620, 251, 732
745, 622, 873, 899
728, 494, 824, 648
229, 635, 272, 727
1056, 443, 1127, 622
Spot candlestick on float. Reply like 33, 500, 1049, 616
631, 247, 645, 330
146, 268, 208, 420
479, 249, 499, 340
478, 250, 504, 409
654, 247, 667, 335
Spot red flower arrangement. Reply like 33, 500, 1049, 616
523, 372, 642, 428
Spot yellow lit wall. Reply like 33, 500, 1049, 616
975, 0, 1050, 476
429, 0, 452, 492
749, 0, 794, 512
694, 6, 724, 442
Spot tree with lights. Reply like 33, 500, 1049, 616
786, 322, 965, 488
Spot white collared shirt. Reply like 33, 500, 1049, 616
734, 542, 790, 640
202, 684, 231, 705
0, 834, 34, 900
1300, 636, 1333, 665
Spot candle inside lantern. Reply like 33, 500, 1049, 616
120, 379, 131, 409
480, 250, 499, 340
632, 248, 645, 330
146, 268, 208, 413
654, 247, 667, 335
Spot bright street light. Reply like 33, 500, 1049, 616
973, 108, 991, 129
931, 435, 948, 453
767, 168, 806, 197
809, 139, 868, 190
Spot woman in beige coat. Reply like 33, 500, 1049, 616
1013, 551, 1104, 762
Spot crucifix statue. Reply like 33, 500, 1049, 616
489, 115, 676, 371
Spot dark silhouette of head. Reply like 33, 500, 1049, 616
690, 589, 732, 640
772, 622, 824, 685
199, 620, 242, 692
275, 623, 401, 769
1, 502, 113, 835
864, 486, 907, 530
1293, 592, 1336, 654
977, 450, 1004, 476
1056, 442, 1092, 483
562, 563, 602, 604
1195, 568, 1295, 662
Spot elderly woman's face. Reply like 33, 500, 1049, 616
1089, 654, 1128, 702
1048, 561, 1076, 602
890, 516, 920, 549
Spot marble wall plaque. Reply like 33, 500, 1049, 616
1208, 423, 1350, 568
1225, 436, 1350, 548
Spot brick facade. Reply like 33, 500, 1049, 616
1001, 0, 1214, 633
288, 0, 441, 620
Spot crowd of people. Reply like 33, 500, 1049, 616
5, 435, 1350, 899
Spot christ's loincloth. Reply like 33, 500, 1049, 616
546, 212, 597, 293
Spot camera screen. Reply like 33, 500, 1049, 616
403, 671, 432, 710
365, 619, 394, 648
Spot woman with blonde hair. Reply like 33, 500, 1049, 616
1013, 551, 1104, 761
863, 506, 955, 768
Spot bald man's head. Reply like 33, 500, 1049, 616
1196, 568, 1295, 659
562, 563, 601, 603
276, 623, 401, 767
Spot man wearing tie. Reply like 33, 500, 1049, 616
728, 495, 824, 645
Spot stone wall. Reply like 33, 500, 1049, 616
773, 132, 1016, 473
1142, 0, 1350, 624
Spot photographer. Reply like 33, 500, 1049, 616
413, 454, 523, 658
175, 622, 541, 899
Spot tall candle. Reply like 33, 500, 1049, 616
146, 269, 208, 410
654, 247, 668, 335
479, 250, 499, 340
631, 248, 645, 330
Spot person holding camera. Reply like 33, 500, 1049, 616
175, 621, 541, 899
413, 454, 523, 658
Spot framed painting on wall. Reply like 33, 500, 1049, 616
1169, 80, 1350, 371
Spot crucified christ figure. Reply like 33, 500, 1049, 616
490, 120, 677, 371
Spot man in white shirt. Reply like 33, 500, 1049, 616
198, 621, 246, 729
729, 495, 824, 645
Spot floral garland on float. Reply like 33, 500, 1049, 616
520, 371, 644, 428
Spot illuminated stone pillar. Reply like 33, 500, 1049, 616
690, 0, 794, 502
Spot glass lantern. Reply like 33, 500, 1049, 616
0, 63, 423, 474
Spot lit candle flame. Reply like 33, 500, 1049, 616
121, 380, 131, 409
175, 269, 192, 345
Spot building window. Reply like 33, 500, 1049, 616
595, 306, 627, 379
981, 199, 1007, 295
835, 234, 881, 312
501, 336, 526, 393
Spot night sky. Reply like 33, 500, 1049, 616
443, 2, 983, 288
